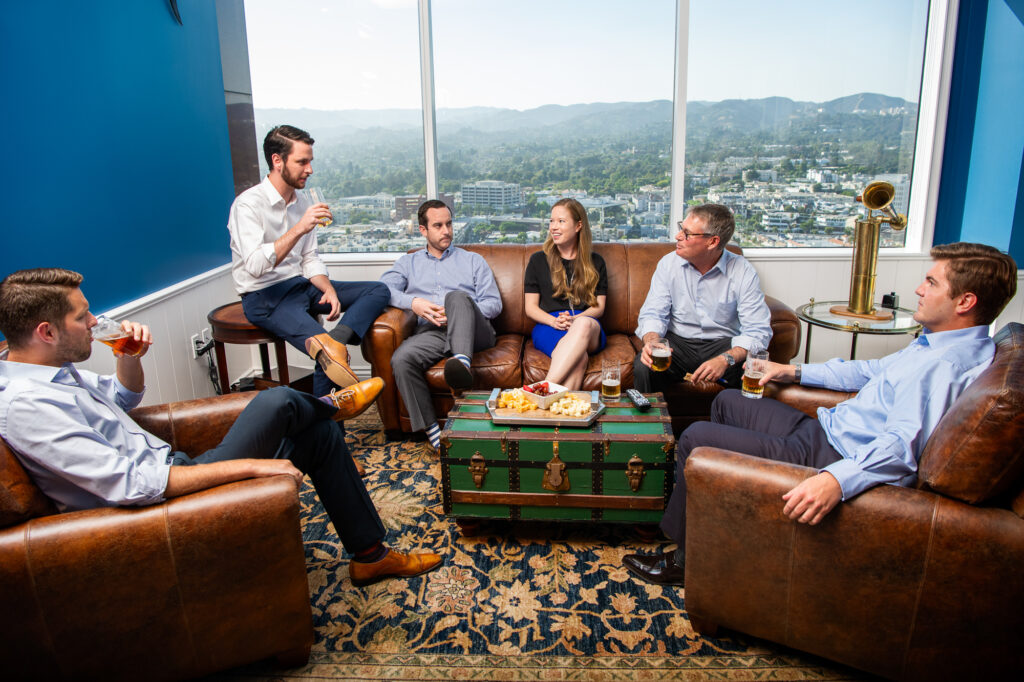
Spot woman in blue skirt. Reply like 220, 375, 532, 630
524, 198, 607, 390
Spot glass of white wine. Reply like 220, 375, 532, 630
308, 187, 333, 227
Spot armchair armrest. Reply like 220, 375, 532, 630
361, 306, 418, 433
0, 475, 314, 680
130, 391, 258, 457
683, 447, 1024, 680
764, 382, 855, 417
764, 296, 801, 364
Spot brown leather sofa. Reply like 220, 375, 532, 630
682, 322, 1024, 681
0, 390, 315, 682
362, 242, 801, 437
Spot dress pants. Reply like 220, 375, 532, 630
178, 386, 386, 553
392, 291, 496, 432
659, 389, 843, 551
241, 276, 390, 396
632, 332, 743, 393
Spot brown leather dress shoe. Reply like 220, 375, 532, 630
322, 377, 384, 421
305, 333, 358, 387
349, 549, 443, 587
624, 551, 684, 586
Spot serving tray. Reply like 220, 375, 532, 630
485, 388, 605, 427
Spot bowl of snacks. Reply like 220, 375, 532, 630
521, 380, 568, 410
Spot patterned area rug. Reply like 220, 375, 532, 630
215, 410, 870, 681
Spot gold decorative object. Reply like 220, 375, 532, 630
469, 452, 488, 489
542, 442, 571, 492
626, 455, 646, 492
831, 181, 906, 320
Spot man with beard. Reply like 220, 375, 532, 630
227, 125, 389, 397
380, 200, 502, 451
0, 268, 441, 586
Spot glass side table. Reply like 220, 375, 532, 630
795, 299, 922, 362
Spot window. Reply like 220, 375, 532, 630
241, 0, 949, 254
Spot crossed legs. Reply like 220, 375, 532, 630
544, 316, 602, 389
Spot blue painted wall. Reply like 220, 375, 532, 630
0, 0, 233, 314
935, 0, 1024, 265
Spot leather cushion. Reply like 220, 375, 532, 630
0, 439, 56, 527
425, 334, 524, 391
521, 334, 637, 388
918, 323, 1024, 505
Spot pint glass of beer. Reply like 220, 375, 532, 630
741, 350, 769, 399
601, 360, 621, 402
650, 338, 671, 372
92, 317, 145, 357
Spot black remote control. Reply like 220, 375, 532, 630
626, 389, 651, 411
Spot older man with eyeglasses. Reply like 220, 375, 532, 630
633, 203, 772, 393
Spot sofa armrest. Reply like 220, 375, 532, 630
764, 382, 855, 417
361, 306, 418, 433
130, 391, 258, 456
0, 475, 313, 680
683, 447, 1024, 680
764, 296, 801, 364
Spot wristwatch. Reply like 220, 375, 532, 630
794, 364, 802, 383
720, 352, 736, 367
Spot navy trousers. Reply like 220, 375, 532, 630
180, 386, 386, 553
241, 276, 390, 396
660, 389, 842, 551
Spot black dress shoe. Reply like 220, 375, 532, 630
444, 357, 473, 391
624, 551, 684, 586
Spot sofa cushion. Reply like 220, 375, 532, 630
522, 334, 637, 388
1, 438, 56, 527
918, 323, 1024, 505
425, 333, 524, 392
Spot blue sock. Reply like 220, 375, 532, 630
425, 423, 441, 449
452, 353, 471, 369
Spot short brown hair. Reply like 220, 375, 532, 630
0, 268, 83, 349
263, 125, 314, 167
930, 242, 1017, 325
418, 199, 450, 227
687, 203, 735, 246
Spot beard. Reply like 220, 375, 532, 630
281, 163, 307, 190
55, 330, 93, 364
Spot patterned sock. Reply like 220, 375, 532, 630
352, 542, 389, 564
452, 353, 471, 369
425, 423, 441, 449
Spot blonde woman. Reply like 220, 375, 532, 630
524, 198, 607, 390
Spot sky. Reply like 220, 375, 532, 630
244, 0, 930, 111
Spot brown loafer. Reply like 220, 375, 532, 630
305, 333, 358, 387
322, 377, 384, 421
349, 549, 443, 587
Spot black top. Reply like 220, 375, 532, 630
524, 250, 608, 313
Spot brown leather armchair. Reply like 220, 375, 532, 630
362, 243, 801, 437
0, 391, 315, 681
682, 322, 1024, 681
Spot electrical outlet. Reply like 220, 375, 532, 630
201, 327, 211, 343
190, 333, 203, 359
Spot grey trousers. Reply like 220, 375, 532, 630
633, 332, 743, 392
392, 291, 496, 432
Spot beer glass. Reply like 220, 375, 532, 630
308, 187, 333, 227
742, 350, 769, 399
92, 316, 145, 357
601, 360, 621, 401
650, 338, 671, 372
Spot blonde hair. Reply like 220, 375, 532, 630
543, 198, 599, 308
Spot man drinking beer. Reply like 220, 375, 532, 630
633, 203, 772, 392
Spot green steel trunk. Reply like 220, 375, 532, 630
440, 392, 675, 525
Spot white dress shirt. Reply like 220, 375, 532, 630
227, 176, 330, 294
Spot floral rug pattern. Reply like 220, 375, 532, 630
217, 419, 868, 681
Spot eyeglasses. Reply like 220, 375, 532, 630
677, 223, 714, 240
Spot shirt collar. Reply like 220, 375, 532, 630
259, 175, 294, 208
917, 325, 991, 349
0, 359, 69, 390
423, 245, 456, 261
679, 248, 732, 275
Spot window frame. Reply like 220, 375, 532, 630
322, 0, 958, 264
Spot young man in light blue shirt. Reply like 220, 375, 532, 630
380, 200, 502, 450
626, 242, 1017, 586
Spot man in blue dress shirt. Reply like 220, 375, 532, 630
380, 200, 502, 451
626, 242, 1017, 586
634, 203, 772, 390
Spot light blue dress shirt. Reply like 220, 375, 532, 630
802, 325, 995, 500
380, 245, 503, 323
635, 249, 772, 353
0, 361, 171, 512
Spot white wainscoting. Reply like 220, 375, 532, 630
73, 254, 1023, 407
